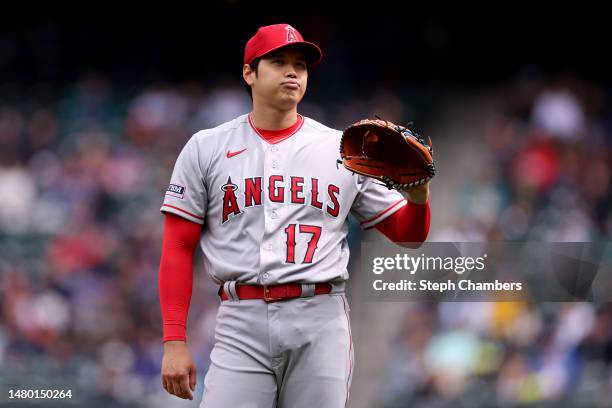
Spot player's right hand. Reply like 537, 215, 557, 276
161, 340, 197, 400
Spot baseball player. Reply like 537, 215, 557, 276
158, 24, 431, 407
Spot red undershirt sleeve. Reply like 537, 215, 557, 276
158, 212, 202, 342
374, 199, 431, 247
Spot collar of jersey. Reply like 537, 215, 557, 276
248, 113, 305, 144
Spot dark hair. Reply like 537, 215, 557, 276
244, 57, 261, 100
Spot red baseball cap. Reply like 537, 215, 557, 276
244, 24, 323, 67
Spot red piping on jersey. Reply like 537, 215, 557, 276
248, 113, 305, 144
341, 295, 353, 407
161, 204, 204, 220
359, 198, 405, 226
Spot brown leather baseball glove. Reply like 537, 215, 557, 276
339, 118, 435, 190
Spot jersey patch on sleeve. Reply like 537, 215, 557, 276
166, 183, 186, 199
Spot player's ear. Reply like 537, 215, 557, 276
243, 64, 255, 86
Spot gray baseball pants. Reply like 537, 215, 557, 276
200, 284, 354, 408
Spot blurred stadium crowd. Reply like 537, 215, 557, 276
381, 77, 612, 407
0, 72, 611, 407
0, 75, 257, 406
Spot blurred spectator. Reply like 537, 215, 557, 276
531, 87, 586, 141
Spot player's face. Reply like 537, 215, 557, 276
246, 48, 308, 109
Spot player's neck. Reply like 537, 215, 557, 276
250, 105, 298, 131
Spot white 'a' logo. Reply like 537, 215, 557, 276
285, 25, 298, 42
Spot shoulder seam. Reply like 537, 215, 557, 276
193, 115, 248, 139
302, 119, 340, 134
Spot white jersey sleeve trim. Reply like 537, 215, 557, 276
360, 198, 407, 230
161, 204, 205, 225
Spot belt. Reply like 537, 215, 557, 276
218, 282, 332, 303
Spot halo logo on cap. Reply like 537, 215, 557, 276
285, 25, 299, 43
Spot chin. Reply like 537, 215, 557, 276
277, 94, 302, 108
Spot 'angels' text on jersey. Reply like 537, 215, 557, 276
221, 176, 341, 224
161, 114, 406, 286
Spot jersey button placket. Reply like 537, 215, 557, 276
270, 146, 282, 172
271, 145, 284, 270
260, 144, 282, 284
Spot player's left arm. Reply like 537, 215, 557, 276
374, 182, 430, 248
404, 181, 429, 205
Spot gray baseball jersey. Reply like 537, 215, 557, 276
160, 113, 406, 286
161, 113, 407, 407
